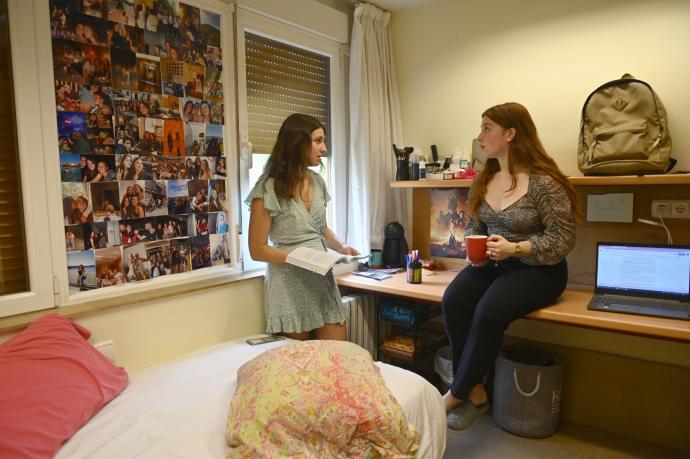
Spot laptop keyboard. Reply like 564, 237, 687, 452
601, 295, 687, 311
589, 294, 690, 320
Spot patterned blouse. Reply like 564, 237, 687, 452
465, 174, 576, 266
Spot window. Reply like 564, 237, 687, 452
1, 0, 237, 317
0, 0, 28, 296
236, 9, 345, 270
0, 0, 54, 317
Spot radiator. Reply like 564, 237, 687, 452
343, 293, 379, 359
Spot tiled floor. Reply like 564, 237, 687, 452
443, 413, 687, 458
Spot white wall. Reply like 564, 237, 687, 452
0, 278, 266, 372
391, 0, 690, 175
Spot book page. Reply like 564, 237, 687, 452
286, 247, 346, 276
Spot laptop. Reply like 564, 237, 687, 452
587, 242, 690, 320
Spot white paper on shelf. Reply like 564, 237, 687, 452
586, 193, 634, 222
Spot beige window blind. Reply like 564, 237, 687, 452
0, 2, 29, 296
245, 32, 331, 154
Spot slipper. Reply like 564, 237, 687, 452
447, 401, 490, 431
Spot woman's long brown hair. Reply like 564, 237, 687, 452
469, 102, 582, 221
260, 113, 324, 200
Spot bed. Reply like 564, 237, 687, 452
53, 337, 447, 458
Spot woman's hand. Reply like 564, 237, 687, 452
486, 234, 511, 260
341, 246, 359, 256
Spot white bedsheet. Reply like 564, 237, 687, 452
55, 338, 446, 459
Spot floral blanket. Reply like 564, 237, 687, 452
226, 340, 419, 458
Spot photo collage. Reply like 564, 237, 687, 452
51, 0, 230, 294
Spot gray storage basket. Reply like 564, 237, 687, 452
492, 345, 563, 438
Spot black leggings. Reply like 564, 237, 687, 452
441, 259, 568, 399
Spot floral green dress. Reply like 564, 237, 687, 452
245, 171, 347, 333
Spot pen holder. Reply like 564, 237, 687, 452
396, 159, 410, 181
406, 260, 422, 284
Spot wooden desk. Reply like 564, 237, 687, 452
337, 270, 690, 343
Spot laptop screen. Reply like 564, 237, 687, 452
596, 243, 690, 300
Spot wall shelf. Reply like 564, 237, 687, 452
390, 173, 690, 188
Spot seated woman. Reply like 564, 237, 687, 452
441, 102, 580, 430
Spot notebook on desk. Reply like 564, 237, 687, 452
587, 242, 690, 320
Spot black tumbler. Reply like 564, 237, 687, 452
396, 159, 410, 181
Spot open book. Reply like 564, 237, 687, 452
286, 246, 368, 276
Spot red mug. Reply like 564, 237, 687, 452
465, 235, 488, 264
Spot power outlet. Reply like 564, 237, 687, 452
651, 200, 671, 218
94, 340, 115, 363
672, 201, 690, 217
651, 200, 690, 219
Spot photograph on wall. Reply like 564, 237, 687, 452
205, 123, 223, 156
210, 233, 230, 266
82, 44, 112, 87
52, 40, 84, 84
83, 222, 109, 249
184, 123, 205, 155
67, 249, 97, 294
180, 98, 201, 123
192, 212, 208, 235
62, 182, 94, 225
170, 237, 191, 273
56, 80, 81, 112
213, 157, 226, 178
190, 234, 210, 270
65, 225, 85, 252
95, 247, 125, 287
216, 211, 228, 234
200, 9, 220, 47
160, 95, 182, 119
50, 0, 230, 293
57, 111, 89, 153
110, 48, 139, 91
90, 182, 121, 221
188, 179, 209, 212
81, 155, 117, 182
123, 243, 149, 281
208, 178, 226, 212
158, 214, 189, 238
163, 119, 185, 156
144, 240, 171, 277
430, 188, 469, 258
108, 0, 136, 26
118, 180, 146, 218
137, 56, 161, 93
144, 179, 168, 216
60, 153, 82, 182
157, 157, 185, 179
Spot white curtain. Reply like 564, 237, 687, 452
347, 3, 409, 255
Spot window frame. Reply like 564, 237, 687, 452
0, 0, 55, 317
23, 0, 241, 310
235, 7, 346, 270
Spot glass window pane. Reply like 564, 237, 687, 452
0, 0, 29, 295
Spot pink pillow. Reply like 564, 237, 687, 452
0, 313, 128, 459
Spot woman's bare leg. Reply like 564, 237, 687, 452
444, 383, 488, 413
282, 331, 310, 341
313, 323, 347, 341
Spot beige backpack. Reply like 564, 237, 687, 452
578, 74, 673, 175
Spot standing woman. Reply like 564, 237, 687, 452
246, 113, 358, 340
441, 102, 580, 430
